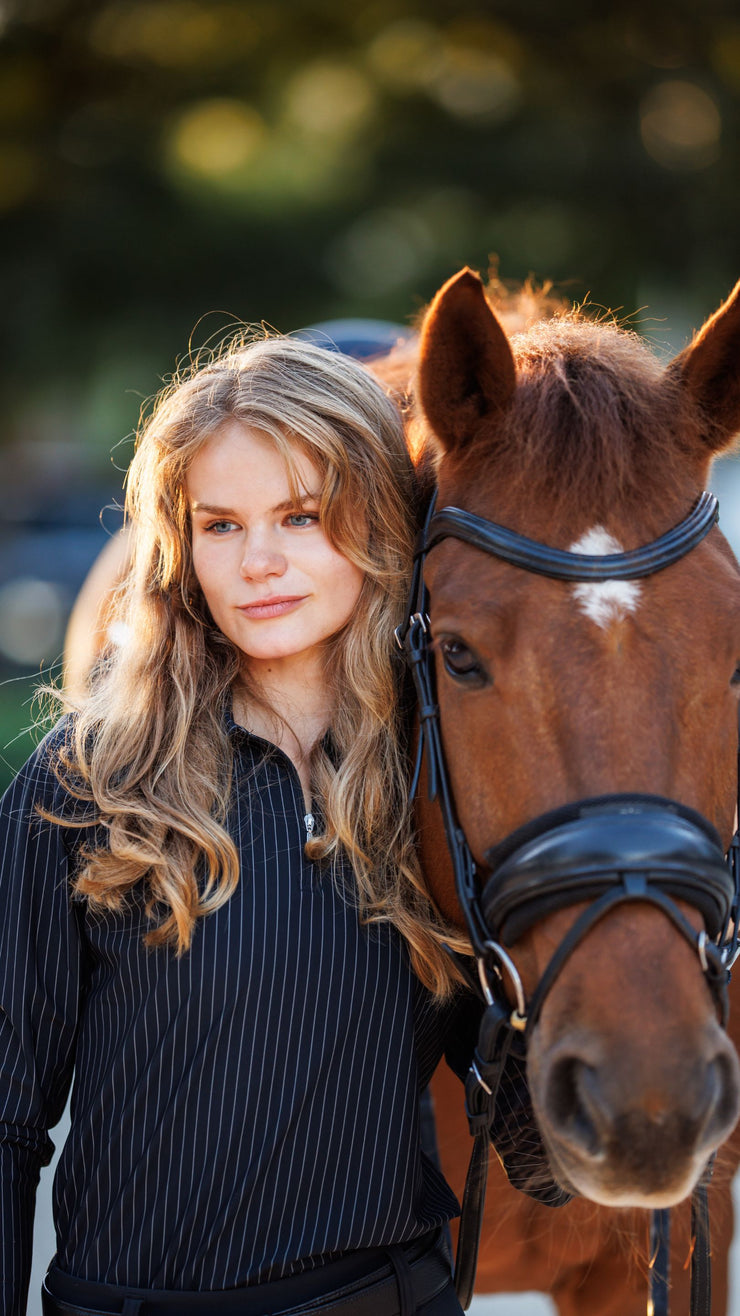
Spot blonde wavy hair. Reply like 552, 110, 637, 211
49, 334, 465, 997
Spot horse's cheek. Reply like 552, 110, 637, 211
413, 763, 464, 929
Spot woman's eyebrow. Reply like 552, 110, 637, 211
275, 492, 320, 511
191, 493, 320, 515
191, 502, 238, 515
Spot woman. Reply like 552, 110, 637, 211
0, 333, 478, 1316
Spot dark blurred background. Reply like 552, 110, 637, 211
1, 0, 740, 790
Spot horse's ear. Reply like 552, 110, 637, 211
418, 268, 516, 453
670, 279, 740, 451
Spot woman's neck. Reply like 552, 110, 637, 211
232, 664, 332, 809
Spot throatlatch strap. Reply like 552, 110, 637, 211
454, 1133, 490, 1310
690, 1183, 712, 1316
649, 1208, 671, 1316
454, 1001, 514, 1309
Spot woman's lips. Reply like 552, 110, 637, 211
238, 596, 306, 619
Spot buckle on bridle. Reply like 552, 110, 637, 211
394, 610, 429, 652
698, 930, 710, 974
477, 940, 528, 1029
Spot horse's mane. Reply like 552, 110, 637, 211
371, 278, 709, 522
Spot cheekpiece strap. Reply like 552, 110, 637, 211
397, 494, 491, 959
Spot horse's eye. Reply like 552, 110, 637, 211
731, 663, 740, 688
440, 638, 486, 683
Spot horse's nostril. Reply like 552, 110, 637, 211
702, 1048, 740, 1145
541, 1034, 740, 1178
545, 1055, 605, 1159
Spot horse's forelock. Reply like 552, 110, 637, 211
499, 314, 700, 519
419, 310, 706, 526
372, 287, 707, 525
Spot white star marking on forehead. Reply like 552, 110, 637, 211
569, 527, 642, 629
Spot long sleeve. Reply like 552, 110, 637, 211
0, 729, 83, 1316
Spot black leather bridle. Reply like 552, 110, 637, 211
396, 488, 740, 1315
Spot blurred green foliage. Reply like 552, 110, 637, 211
2, 0, 740, 454
1, 0, 740, 784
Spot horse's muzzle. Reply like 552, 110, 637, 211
480, 794, 740, 1204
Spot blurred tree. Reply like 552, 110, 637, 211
1, 0, 738, 444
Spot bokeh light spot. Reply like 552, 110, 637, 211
431, 45, 520, 120
325, 207, 435, 296
89, 1, 258, 69
366, 20, 445, 90
169, 99, 266, 178
640, 81, 721, 170
0, 578, 67, 665
283, 62, 375, 140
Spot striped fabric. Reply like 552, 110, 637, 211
0, 718, 478, 1316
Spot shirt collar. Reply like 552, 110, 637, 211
223, 695, 339, 764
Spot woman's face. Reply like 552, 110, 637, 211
187, 421, 365, 686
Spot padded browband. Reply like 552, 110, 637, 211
481, 795, 734, 945
424, 491, 719, 581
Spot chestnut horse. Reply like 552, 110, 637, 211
401, 269, 740, 1314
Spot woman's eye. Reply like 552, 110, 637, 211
206, 520, 237, 534
440, 638, 486, 682
286, 512, 318, 528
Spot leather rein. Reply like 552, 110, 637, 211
396, 489, 740, 1315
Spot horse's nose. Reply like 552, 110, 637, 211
539, 1029, 740, 1186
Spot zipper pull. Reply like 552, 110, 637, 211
304, 813, 315, 840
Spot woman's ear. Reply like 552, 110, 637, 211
418, 267, 516, 455
669, 279, 740, 452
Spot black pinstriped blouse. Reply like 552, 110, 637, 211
0, 717, 479, 1316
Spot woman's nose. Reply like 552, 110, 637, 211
239, 535, 287, 581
